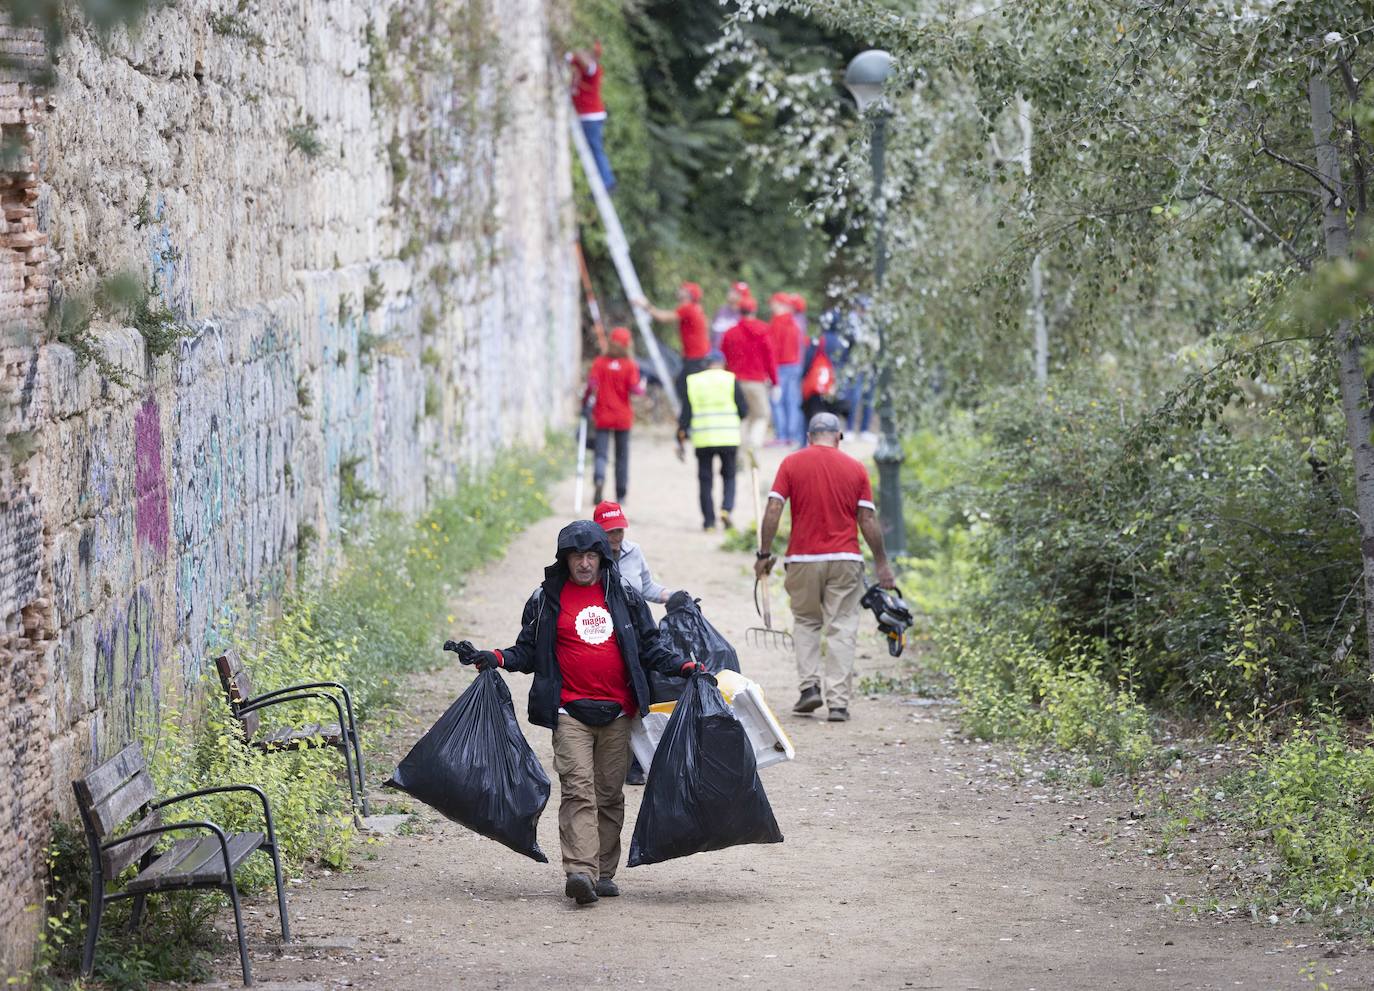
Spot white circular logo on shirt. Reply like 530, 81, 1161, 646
575, 605, 614, 645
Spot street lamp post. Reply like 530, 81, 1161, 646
844, 50, 906, 558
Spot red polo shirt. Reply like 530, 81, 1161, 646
588, 355, 640, 430
677, 303, 709, 360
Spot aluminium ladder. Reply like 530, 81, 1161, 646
568, 114, 680, 416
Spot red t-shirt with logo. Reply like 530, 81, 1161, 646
589, 355, 640, 430
556, 580, 635, 714
677, 303, 709, 360
768, 445, 875, 561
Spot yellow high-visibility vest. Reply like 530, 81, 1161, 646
686, 368, 741, 448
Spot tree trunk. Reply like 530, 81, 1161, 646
1308, 71, 1374, 679
1017, 95, 1048, 388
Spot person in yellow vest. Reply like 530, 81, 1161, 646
676, 350, 748, 531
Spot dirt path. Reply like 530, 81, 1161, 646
205, 429, 1374, 990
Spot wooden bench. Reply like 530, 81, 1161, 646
73, 742, 290, 986
214, 650, 369, 815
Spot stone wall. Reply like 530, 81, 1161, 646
0, 0, 577, 966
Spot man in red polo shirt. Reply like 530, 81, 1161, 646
633, 282, 709, 373
584, 326, 642, 503
719, 292, 777, 460
754, 412, 896, 722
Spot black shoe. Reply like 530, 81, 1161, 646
593, 482, 604, 504
827, 707, 850, 722
595, 877, 620, 898
565, 873, 598, 905
792, 686, 823, 714
625, 763, 646, 786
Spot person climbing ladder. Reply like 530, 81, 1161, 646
567, 42, 616, 192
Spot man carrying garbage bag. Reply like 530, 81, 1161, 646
461, 520, 703, 906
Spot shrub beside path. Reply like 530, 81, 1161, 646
200, 430, 1374, 990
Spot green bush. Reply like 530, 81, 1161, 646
1241, 718, 1374, 915
945, 385, 1361, 715
939, 619, 1154, 769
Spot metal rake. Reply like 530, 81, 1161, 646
745, 456, 794, 652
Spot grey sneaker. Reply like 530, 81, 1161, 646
565, 873, 598, 905
595, 877, 620, 898
827, 707, 850, 722
792, 686, 823, 714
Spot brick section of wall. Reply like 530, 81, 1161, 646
0, 0, 577, 969
0, 18, 57, 968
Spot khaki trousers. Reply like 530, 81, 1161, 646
551, 716, 634, 880
783, 559, 864, 709
739, 380, 772, 459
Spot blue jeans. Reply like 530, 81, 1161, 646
843, 373, 873, 433
772, 362, 803, 443
580, 118, 616, 192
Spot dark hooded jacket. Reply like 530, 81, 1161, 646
497, 520, 685, 730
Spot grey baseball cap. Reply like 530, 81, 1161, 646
807, 411, 843, 435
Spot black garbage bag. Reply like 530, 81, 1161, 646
627, 672, 783, 867
384, 668, 550, 863
650, 594, 741, 703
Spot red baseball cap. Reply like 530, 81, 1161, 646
738, 292, 758, 313
790, 293, 807, 313
680, 281, 703, 302
731, 280, 750, 295
609, 326, 632, 347
594, 500, 629, 531
769, 291, 793, 309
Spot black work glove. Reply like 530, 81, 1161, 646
443, 639, 476, 661
468, 650, 502, 672
666, 590, 695, 613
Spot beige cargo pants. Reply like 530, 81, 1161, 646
551, 716, 634, 880
783, 559, 864, 709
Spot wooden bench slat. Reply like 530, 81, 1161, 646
256, 722, 343, 748
127, 832, 263, 892
102, 809, 164, 878
88, 770, 156, 839
74, 743, 147, 811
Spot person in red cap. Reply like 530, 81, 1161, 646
632, 282, 709, 374
719, 291, 777, 459
592, 500, 678, 606
710, 280, 750, 351
567, 42, 616, 192
768, 292, 806, 446
583, 327, 642, 503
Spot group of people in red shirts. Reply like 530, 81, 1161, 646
582, 280, 837, 506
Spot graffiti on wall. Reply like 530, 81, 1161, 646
93, 586, 161, 756
134, 396, 169, 557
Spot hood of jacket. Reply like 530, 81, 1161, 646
544, 520, 616, 585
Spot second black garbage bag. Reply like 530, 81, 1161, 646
627, 671, 783, 867
650, 593, 741, 703
385, 667, 551, 863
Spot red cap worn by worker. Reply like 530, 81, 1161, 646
738, 292, 758, 314
731, 280, 750, 296
681, 281, 703, 302
769, 292, 793, 311
790, 293, 807, 313
609, 326, 632, 347
593, 500, 629, 531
